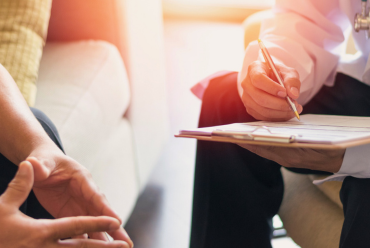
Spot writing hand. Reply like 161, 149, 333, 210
241, 61, 303, 121
0, 161, 130, 248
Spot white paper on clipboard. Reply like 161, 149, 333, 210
178, 115, 370, 144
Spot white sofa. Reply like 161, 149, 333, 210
34, 0, 169, 223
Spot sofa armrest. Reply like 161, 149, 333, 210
35, 41, 131, 166
47, 0, 169, 189
47, 0, 127, 65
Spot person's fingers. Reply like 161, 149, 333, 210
48, 216, 121, 240
71, 234, 88, 240
245, 103, 301, 122
89, 189, 121, 223
107, 227, 134, 248
100, 194, 122, 224
245, 106, 290, 122
64, 167, 128, 243
58, 239, 130, 248
279, 67, 301, 100
238, 144, 286, 165
238, 144, 263, 155
75, 169, 122, 224
243, 92, 302, 120
85, 187, 132, 246
284, 77, 300, 99
244, 85, 291, 111
26, 156, 52, 182
248, 68, 287, 97
88, 232, 110, 242
1, 161, 34, 207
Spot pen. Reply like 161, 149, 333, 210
257, 39, 300, 121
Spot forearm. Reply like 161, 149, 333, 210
0, 64, 58, 165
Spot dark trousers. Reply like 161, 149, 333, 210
0, 108, 63, 219
190, 72, 370, 248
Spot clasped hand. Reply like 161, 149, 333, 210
0, 161, 132, 248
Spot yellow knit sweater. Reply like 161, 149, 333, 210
0, 0, 52, 106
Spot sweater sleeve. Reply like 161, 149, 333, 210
0, 0, 52, 106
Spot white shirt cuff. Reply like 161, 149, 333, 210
313, 144, 370, 185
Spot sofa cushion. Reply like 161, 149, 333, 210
35, 41, 130, 159
89, 118, 139, 222
0, 0, 52, 106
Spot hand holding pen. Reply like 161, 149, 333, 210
240, 39, 303, 122
258, 39, 300, 120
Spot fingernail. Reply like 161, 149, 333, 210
277, 91, 286, 97
291, 87, 299, 97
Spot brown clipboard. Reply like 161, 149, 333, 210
174, 134, 370, 150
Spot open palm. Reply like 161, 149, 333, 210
26, 155, 132, 245
31, 156, 108, 218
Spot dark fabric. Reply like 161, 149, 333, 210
190, 72, 370, 248
190, 73, 283, 248
339, 176, 370, 247
0, 107, 64, 219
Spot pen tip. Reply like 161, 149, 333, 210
295, 111, 300, 121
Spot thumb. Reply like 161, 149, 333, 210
1, 161, 34, 208
26, 156, 51, 182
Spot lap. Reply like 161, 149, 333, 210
201, 72, 370, 176
194, 71, 370, 247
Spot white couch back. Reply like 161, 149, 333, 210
47, 0, 169, 189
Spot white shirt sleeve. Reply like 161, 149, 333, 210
339, 144, 370, 177
313, 144, 370, 185
238, 0, 349, 105
239, 0, 370, 183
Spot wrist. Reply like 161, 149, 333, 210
331, 157, 344, 173
328, 150, 345, 173
10, 134, 57, 163
26, 144, 65, 182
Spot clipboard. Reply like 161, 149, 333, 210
175, 115, 370, 150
